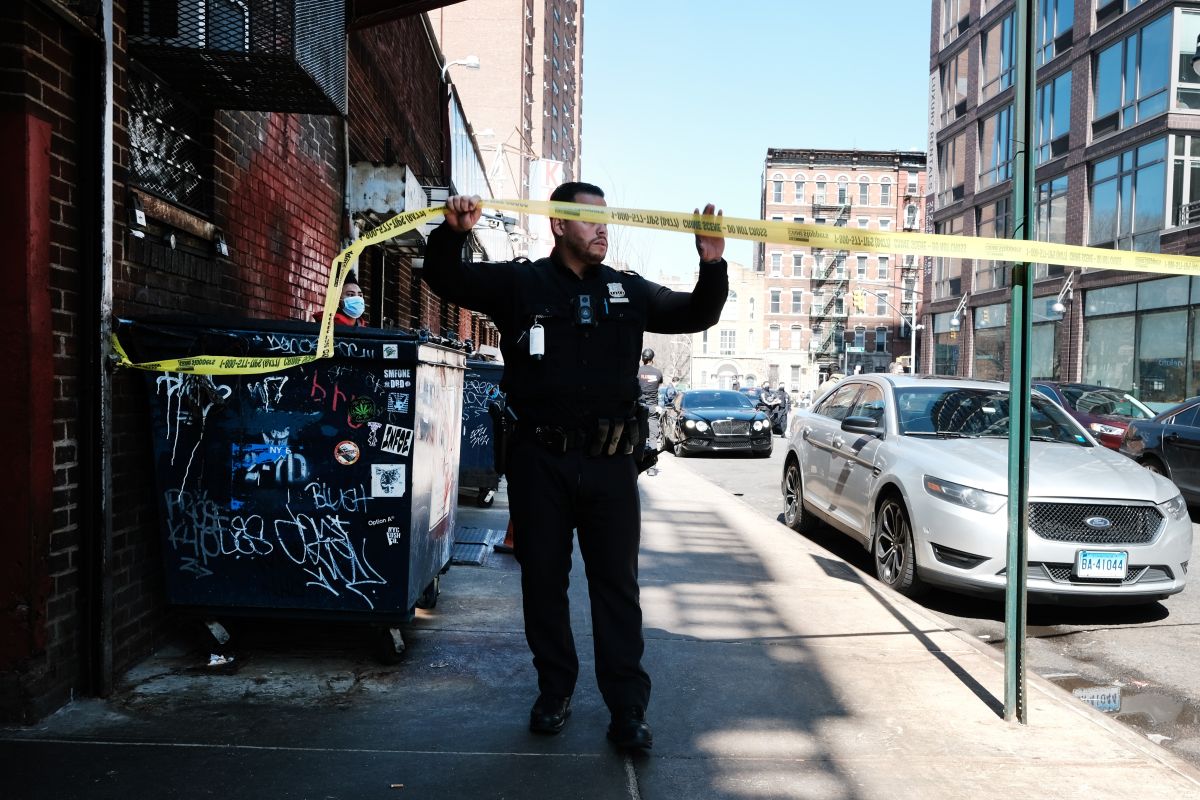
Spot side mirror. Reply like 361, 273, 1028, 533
841, 415, 883, 437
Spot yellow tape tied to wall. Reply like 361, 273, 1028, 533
112, 199, 1200, 376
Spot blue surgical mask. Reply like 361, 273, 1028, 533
342, 296, 365, 319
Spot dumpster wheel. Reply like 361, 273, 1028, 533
415, 574, 440, 609
377, 626, 407, 664
477, 488, 496, 507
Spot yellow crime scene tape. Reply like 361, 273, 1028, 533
112, 198, 1200, 376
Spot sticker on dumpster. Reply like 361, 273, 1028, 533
334, 440, 361, 465
348, 396, 378, 424
385, 525, 403, 545
388, 393, 410, 414
380, 424, 413, 456
382, 344, 399, 359
372, 464, 406, 498
367, 421, 382, 447
383, 368, 412, 389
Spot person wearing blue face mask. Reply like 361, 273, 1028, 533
315, 278, 368, 327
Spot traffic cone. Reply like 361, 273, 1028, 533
493, 518, 515, 554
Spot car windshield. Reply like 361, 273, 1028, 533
895, 387, 1089, 445
682, 391, 753, 410
1059, 386, 1154, 419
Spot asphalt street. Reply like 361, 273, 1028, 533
659, 434, 1200, 767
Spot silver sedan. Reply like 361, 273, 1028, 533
781, 374, 1192, 603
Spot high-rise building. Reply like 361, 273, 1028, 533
759, 149, 926, 394
430, 1, 583, 257
927, 0, 1200, 407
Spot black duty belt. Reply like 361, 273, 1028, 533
520, 424, 591, 454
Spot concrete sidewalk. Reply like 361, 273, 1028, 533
3, 462, 1200, 799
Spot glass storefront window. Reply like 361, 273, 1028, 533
933, 312, 959, 376
1031, 323, 1059, 380
1036, 70, 1071, 163
975, 200, 1010, 291
1086, 284, 1137, 316
1093, 14, 1171, 137
1177, 10, 1200, 109
974, 328, 1007, 381
1137, 310, 1187, 403
1089, 137, 1167, 253
1138, 275, 1190, 309
1084, 316, 1137, 391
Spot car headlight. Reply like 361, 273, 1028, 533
752, 420, 766, 431
1158, 494, 1189, 522
924, 475, 1006, 514
1089, 422, 1123, 437
685, 419, 695, 429
695, 420, 710, 432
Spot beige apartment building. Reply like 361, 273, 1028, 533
430, 0, 583, 257
688, 260, 768, 390
758, 149, 927, 396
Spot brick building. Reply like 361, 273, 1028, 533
757, 149, 927, 395
429, 0, 583, 257
0, 0, 503, 722
927, 0, 1200, 406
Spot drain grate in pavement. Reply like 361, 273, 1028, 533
451, 542, 490, 565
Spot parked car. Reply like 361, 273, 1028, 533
1120, 396, 1200, 504
662, 389, 773, 458
1032, 382, 1155, 450
781, 374, 1191, 604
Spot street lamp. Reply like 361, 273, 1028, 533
1050, 270, 1075, 315
948, 293, 971, 329
860, 287, 925, 374
441, 55, 480, 81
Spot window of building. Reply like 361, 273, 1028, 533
877, 255, 890, 281
979, 105, 1014, 188
1037, 0, 1073, 66
813, 290, 826, 315
833, 252, 847, 278
974, 303, 1010, 381
904, 204, 919, 228
814, 250, 827, 276
857, 217, 870, 228
815, 175, 828, 204
906, 170, 919, 195
792, 252, 804, 277
933, 312, 961, 375
1034, 174, 1069, 279
857, 255, 868, 279
770, 289, 782, 314
934, 214, 964, 299
791, 363, 802, 383
1097, 0, 1147, 29
1177, 10, 1200, 109
793, 215, 806, 224
834, 292, 846, 315
880, 177, 892, 206
980, 11, 1015, 101
791, 290, 804, 314
719, 329, 736, 355
1171, 134, 1200, 226
1093, 13, 1171, 138
941, 47, 970, 125
938, 131, 966, 206
875, 293, 889, 317
875, 327, 889, 353
858, 177, 870, 205
854, 326, 867, 349
769, 325, 781, 350
975, 198, 1011, 291
942, 0, 969, 48
127, 68, 211, 213
1036, 70, 1072, 163
1090, 137, 1167, 252
770, 252, 782, 275
772, 173, 784, 203
837, 176, 849, 205
794, 175, 806, 203
702, 330, 708, 354
879, 218, 892, 231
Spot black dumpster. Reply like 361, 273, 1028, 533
119, 317, 465, 636
458, 358, 505, 507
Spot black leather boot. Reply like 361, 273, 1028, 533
606, 706, 652, 750
529, 693, 572, 735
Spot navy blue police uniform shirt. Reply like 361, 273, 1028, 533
423, 224, 728, 428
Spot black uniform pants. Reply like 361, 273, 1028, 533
506, 437, 651, 712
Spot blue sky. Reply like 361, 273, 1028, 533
581, 1, 932, 279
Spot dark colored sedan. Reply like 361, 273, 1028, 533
662, 389, 773, 458
1032, 382, 1155, 450
1120, 397, 1200, 504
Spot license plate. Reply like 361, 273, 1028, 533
1072, 686, 1122, 713
1075, 549, 1128, 580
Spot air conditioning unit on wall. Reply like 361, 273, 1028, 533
129, 0, 347, 115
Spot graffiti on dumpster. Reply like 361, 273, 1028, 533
164, 488, 389, 608
468, 423, 490, 448
461, 377, 500, 422
156, 373, 233, 485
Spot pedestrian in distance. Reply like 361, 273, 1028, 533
422, 182, 728, 750
637, 347, 665, 473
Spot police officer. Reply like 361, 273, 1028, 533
637, 348, 665, 461
423, 182, 727, 750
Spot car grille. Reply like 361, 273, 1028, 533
711, 419, 751, 436
1029, 503, 1162, 545
1038, 563, 1174, 585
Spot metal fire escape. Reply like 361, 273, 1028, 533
808, 200, 852, 369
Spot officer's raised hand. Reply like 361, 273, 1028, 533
694, 203, 725, 263
443, 194, 483, 233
